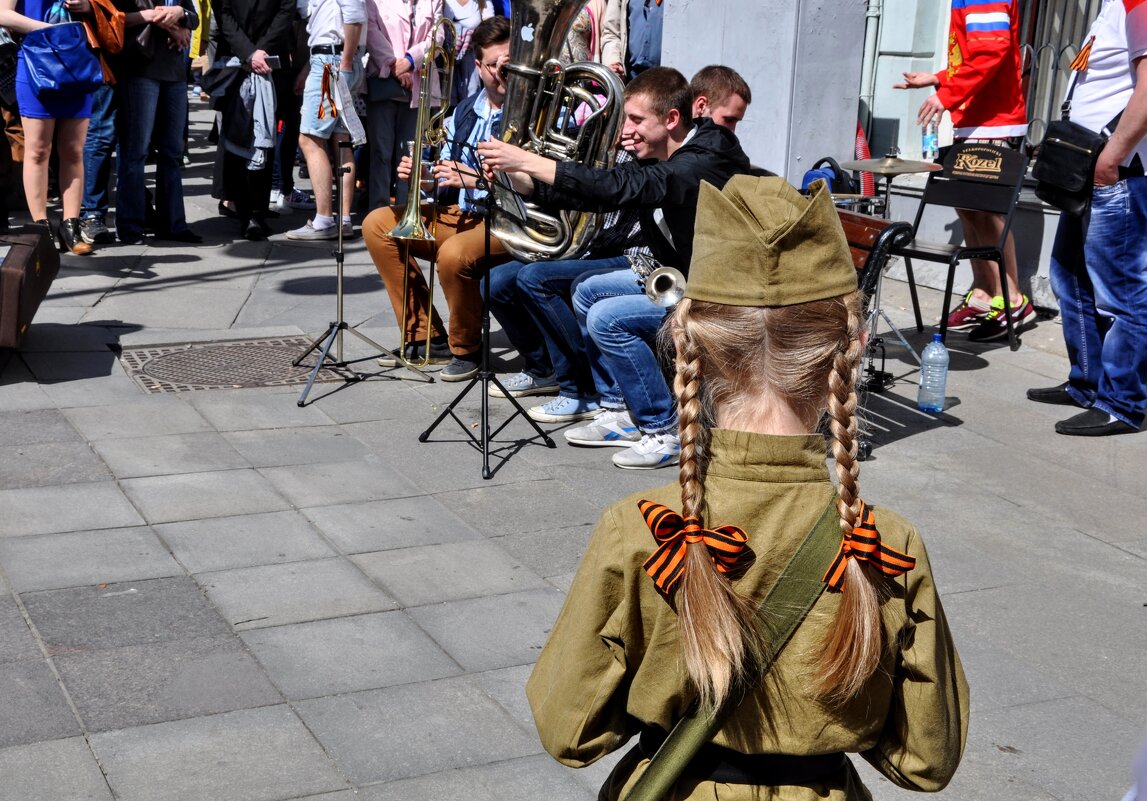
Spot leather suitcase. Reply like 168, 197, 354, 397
0, 230, 60, 350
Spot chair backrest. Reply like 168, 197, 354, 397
836, 209, 913, 297
910, 141, 1029, 238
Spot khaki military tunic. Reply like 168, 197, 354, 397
527, 430, 969, 800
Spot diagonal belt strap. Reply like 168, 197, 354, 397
620, 499, 845, 801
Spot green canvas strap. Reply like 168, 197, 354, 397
619, 498, 845, 801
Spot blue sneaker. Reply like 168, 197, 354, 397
488, 371, 559, 398
564, 409, 640, 447
527, 395, 601, 424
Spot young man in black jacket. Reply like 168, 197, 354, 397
477, 67, 752, 446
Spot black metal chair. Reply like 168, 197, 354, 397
893, 141, 1029, 351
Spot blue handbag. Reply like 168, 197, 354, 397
21, 0, 104, 98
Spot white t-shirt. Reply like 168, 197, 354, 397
1072, 0, 1147, 167
307, 0, 367, 48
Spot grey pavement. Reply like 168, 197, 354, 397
0, 100, 1145, 801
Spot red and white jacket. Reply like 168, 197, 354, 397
933, 0, 1027, 139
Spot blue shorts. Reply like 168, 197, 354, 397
299, 53, 362, 139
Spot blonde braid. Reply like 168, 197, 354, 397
671, 300, 762, 711
817, 301, 883, 700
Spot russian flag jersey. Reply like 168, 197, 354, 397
935, 0, 1028, 139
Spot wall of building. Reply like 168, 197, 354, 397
661, 0, 868, 182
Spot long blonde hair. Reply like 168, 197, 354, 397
667, 290, 881, 708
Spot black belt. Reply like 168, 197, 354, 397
635, 726, 847, 786
310, 44, 343, 55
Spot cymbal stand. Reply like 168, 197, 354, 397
293, 140, 392, 406
419, 154, 555, 478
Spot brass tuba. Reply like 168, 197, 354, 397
489, 0, 626, 262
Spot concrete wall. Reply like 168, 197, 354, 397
662, 0, 868, 182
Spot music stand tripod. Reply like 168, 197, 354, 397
418, 165, 555, 479
293, 140, 390, 406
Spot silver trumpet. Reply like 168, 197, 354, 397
645, 265, 686, 308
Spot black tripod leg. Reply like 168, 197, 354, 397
419, 374, 482, 441
296, 325, 339, 406
293, 324, 336, 366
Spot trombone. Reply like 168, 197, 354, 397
386, 16, 456, 371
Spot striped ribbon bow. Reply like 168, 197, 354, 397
822, 500, 916, 590
318, 64, 339, 121
638, 500, 748, 594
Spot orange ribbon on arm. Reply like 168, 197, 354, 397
822, 500, 916, 591
638, 499, 749, 595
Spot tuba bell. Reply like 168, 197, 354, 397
489, 0, 626, 262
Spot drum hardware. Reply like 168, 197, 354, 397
293, 140, 393, 406
839, 151, 942, 222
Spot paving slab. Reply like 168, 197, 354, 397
92, 432, 250, 479
435, 479, 601, 538
0, 526, 182, 592
407, 588, 566, 672
0, 408, 82, 446
470, 664, 535, 735
494, 523, 595, 582
21, 576, 230, 652
91, 705, 348, 801
187, 391, 336, 431
0, 657, 81, 747
300, 496, 483, 554
0, 440, 112, 488
54, 634, 282, 732
294, 676, 540, 785
240, 611, 461, 700
0, 481, 144, 537
351, 539, 549, 607
222, 426, 369, 467
0, 595, 41, 664
154, 510, 335, 573
0, 737, 114, 801
62, 398, 214, 440
19, 321, 123, 353
119, 469, 291, 524
19, 350, 124, 382
84, 287, 254, 330
258, 458, 422, 508
0, 364, 55, 411
356, 754, 591, 801
197, 557, 398, 630
38, 372, 149, 408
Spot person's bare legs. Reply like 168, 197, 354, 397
299, 133, 333, 218
956, 208, 1022, 305
21, 116, 55, 221
56, 118, 88, 220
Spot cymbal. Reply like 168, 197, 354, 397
839, 156, 943, 175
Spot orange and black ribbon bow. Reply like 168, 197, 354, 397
318, 64, 339, 121
822, 500, 915, 590
638, 499, 748, 595
1070, 36, 1095, 72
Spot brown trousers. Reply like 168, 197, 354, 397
362, 204, 508, 355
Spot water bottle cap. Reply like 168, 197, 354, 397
932, 333, 943, 342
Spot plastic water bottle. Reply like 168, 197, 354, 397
921, 121, 939, 160
917, 334, 949, 413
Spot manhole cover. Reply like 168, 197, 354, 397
120, 337, 344, 393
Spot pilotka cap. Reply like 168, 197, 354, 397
686, 176, 857, 307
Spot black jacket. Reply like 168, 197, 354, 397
216, 0, 296, 64
530, 118, 753, 270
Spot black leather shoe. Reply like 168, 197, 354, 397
243, 220, 267, 241
1054, 408, 1138, 436
58, 217, 93, 255
1027, 382, 1079, 406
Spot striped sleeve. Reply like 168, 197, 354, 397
1128, 0, 1147, 58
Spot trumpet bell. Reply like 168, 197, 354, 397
646, 266, 686, 308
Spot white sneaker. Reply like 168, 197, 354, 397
269, 190, 288, 213
564, 409, 640, 447
612, 432, 681, 470
488, 371, 559, 398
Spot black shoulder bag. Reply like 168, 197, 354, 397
1033, 38, 1122, 217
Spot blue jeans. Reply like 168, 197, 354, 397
511, 256, 629, 397
81, 84, 117, 221
117, 77, 190, 238
573, 269, 676, 433
1050, 176, 1147, 428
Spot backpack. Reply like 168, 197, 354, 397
800, 157, 857, 195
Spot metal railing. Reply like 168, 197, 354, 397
1021, 0, 1101, 145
